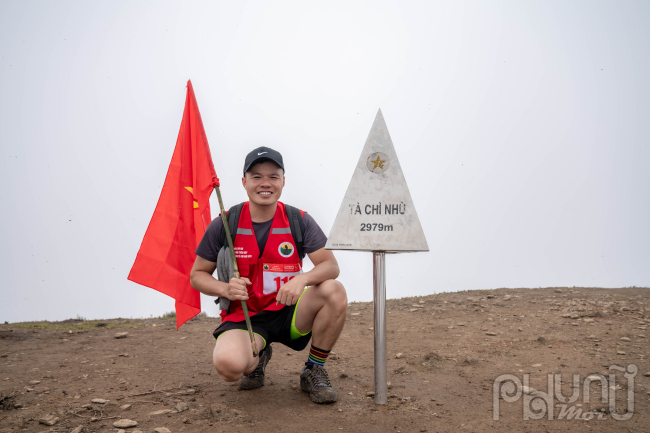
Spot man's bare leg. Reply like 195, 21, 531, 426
292, 279, 347, 403
213, 330, 265, 382
293, 279, 348, 349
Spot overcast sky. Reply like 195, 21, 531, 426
1, 0, 648, 323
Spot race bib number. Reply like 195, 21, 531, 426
262, 263, 303, 295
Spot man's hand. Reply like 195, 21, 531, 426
276, 274, 306, 306
224, 277, 251, 301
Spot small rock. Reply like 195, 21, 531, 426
291, 385, 298, 390
120, 404, 132, 410
554, 289, 562, 293
486, 295, 495, 299
395, 353, 404, 359
113, 419, 138, 428
537, 336, 549, 345
29, 380, 41, 385
348, 392, 354, 395
409, 308, 419, 312
532, 363, 542, 367
150, 409, 174, 416
420, 429, 428, 432
91, 398, 109, 404
486, 332, 497, 336
620, 337, 631, 342
419, 300, 425, 304
71, 426, 84, 433
583, 318, 594, 323
617, 351, 626, 355
154, 428, 172, 433
39, 415, 59, 426
175, 402, 188, 412
606, 321, 613, 325
339, 373, 348, 378
115, 332, 129, 339
387, 381, 392, 389
366, 391, 375, 397
351, 312, 360, 316
643, 372, 650, 377
177, 388, 195, 395
117, 430, 126, 433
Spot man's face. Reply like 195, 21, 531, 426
242, 161, 285, 207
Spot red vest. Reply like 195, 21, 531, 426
221, 201, 303, 322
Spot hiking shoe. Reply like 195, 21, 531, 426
300, 364, 338, 404
239, 344, 272, 390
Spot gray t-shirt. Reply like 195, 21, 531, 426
195, 210, 327, 262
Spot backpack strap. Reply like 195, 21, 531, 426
285, 204, 305, 261
218, 202, 245, 250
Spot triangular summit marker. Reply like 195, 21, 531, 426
326, 109, 428, 252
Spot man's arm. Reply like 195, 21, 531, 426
275, 247, 340, 306
190, 256, 250, 301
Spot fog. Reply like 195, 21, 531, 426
1, 0, 648, 323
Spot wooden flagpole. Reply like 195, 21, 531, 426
213, 186, 259, 358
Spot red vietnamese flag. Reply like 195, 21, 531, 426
128, 80, 219, 328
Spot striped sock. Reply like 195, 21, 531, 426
306, 344, 330, 367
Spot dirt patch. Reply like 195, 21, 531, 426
0, 287, 648, 433
0, 330, 31, 341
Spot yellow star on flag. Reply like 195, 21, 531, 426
184, 186, 199, 209
371, 155, 386, 170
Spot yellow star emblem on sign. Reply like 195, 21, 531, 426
370, 155, 386, 170
184, 186, 199, 209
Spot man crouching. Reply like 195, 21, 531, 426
190, 146, 347, 404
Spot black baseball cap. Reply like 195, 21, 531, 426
243, 146, 285, 175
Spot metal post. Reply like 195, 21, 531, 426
373, 251, 387, 404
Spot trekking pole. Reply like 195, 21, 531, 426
213, 186, 259, 358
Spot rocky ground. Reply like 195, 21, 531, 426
1, 287, 649, 433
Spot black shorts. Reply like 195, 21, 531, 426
213, 303, 312, 352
